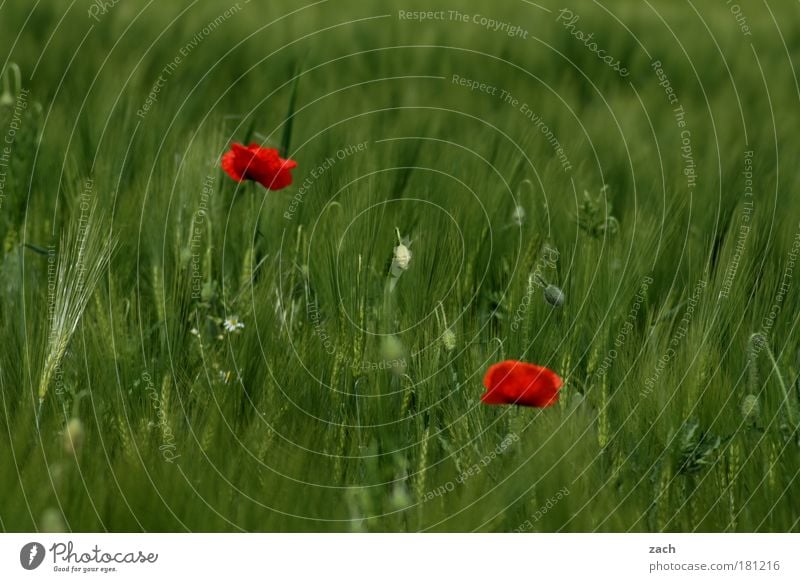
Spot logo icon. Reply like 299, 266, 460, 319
20, 542, 46, 570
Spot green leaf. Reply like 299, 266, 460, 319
280, 64, 303, 159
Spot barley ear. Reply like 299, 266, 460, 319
37, 206, 115, 425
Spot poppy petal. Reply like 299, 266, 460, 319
481, 360, 563, 408
221, 150, 245, 182
220, 143, 297, 191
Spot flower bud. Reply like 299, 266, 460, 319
393, 243, 412, 271
0, 63, 21, 108
0, 88, 13, 108
391, 228, 413, 278
381, 335, 408, 375
389, 483, 412, 510
511, 205, 526, 226
543, 284, 565, 308
41, 508, 66, 533
63, 418, 85, 456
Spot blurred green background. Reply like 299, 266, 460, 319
0, 0, 798, 531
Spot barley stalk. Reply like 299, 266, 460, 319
160, 374, 173, 443
239, 244, 254, 294
415, 427, 430, 502
560, 351, 571, 412
201, 416, 215, 453
656, 462, 671, 532
764, 344, 798, 429
400, 374, 414, 416
152, 264, 165, 324
726, 441, 740, 531
746, 333, 761, 394
752, 333, 797, 429
598, 373, 609, 449
587, 345, 599, 378
287, 226, 302, 329
37, 205, 115, 423
333, 418, 347, 482
352, 255, 366, 375
768, 443, 777, 490
117, 415, 133, 462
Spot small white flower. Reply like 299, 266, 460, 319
223, 315, 244, 333
190, 327, 200, 337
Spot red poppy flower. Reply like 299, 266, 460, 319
481, 360, 562, 407
221, 143, 297, 190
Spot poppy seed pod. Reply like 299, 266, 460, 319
389, 482, 412, 510
390, 228, 413, 279
63, 418, 85, 456
380, 335, 408, 375
393, 243, 412, 271
41, 508, 66, 533
0, 63, 21, 108
0, 87, 13, 108
511, 205, 526, 226
544, 284, 565, 308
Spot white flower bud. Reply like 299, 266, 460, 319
41, 508, 66, 533
393, 243, 412, 271
63, 418, 84, 456
512, 205, 526, 226
381, 335, 408, 375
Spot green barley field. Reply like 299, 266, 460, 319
1, 0, 799, 532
